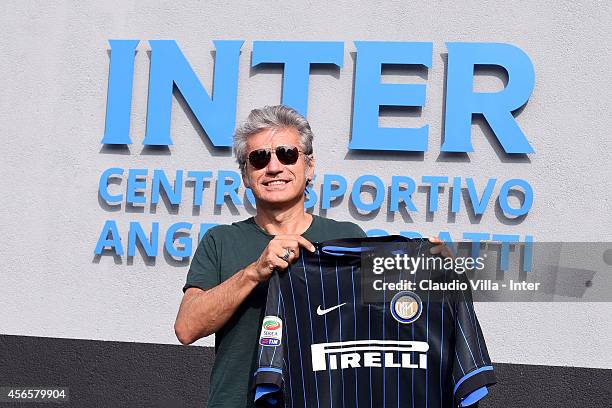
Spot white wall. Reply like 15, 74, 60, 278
1, 0, 611, 369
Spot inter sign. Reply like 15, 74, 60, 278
102, 40, 535, 154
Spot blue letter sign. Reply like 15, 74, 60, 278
350, 41, 433, 151
443, 42, 535, 154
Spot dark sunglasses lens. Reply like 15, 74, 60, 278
276, 146, 299, 165
248, 149, 271, 169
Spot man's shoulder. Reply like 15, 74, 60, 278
310, 215, 366, 240
201, 217, 261, 244
206, 217, 256, 235
314, 214, 361, 230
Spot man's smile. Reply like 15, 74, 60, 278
262, 179, 291, 187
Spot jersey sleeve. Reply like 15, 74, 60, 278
182, 229, 221, 292
253, 272, 285, 407
451, 272, 497, 407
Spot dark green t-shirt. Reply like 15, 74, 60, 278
183, 215, 366, 408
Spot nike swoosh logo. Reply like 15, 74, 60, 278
316, 303, 346, 316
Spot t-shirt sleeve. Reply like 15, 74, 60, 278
451, 272, 497, 407
253, 272, 285, 407
182, 229, 221, 292
352, 223, 367, 238
343, 221, 367, 239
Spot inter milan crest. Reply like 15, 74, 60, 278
390, 291, 422, 324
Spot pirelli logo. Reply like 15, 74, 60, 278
311, 340, 429, 371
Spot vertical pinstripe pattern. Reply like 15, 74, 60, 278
456, 320, 478, 366
397, 255, 402, 408
278, 289, 294, 406
368, 304, 372, 408
382, 259, 386, 408
317, 251, 333, 408
300, 253, 321, 408
425, 258, 432, 408
350, 265, 359, 408
287, 267, 308, 408
411, 244, 418, 408
253, 237, 495, 408
439, 269, 446, 408
267, 288, 282, 367
334, 261, 346, 408
454, 349, 466, 376
461, 291, 486, 365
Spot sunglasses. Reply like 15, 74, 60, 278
247, 145, 305, 169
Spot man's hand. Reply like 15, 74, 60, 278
428, 236, 454, 258
245, 235, 316, 283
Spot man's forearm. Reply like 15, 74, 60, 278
175, 264, 259, 344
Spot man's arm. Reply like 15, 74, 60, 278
174, 264, 258, 345
174, 234, 315, 345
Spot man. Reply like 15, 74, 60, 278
174, 105, 366, 408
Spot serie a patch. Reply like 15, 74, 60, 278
259, 315, 282, 346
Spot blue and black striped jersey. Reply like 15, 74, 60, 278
254, 236, 496, 408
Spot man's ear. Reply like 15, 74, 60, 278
242, 172, 250, 189
306, 156, 315, 182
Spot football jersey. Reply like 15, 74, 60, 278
253, 236, 496, 408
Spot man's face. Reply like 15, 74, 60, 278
244, 127, 314, 207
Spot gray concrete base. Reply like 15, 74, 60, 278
1, 334, 609, 407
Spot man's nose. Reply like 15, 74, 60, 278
265, 151, 283, 173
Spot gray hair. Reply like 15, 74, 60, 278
234, 105, 314, 176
